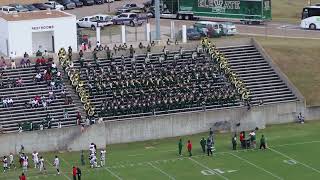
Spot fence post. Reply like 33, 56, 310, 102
145, 23, 151, 42
182, 25, 187, 43
121, 25, 126, 44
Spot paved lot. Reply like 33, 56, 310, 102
69, 0, 320, 45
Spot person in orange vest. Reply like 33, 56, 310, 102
187, 140, 192, 157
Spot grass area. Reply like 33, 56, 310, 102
254, 36, 320, 106
3, 121, 320, 180
272, 0, 320, 23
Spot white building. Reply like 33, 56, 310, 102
0, 10, 77, 58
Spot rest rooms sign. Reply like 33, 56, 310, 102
198, 0, 240, 13
32, 25, 54, 31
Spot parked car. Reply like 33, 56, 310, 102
77, 16, 111, 30
116, 8, 130, 15
24, 4, 39, 11
118, 3, 141, 11
92, 14, 114, 26
44, 1, 65, 10
32, 3, 52, 10
80, 0, 94, 6
193, 21, 223, 38
55, 0, 76, 9
112, 13, 146, 26
104, 0, 114, 2
220, 22, 237, 35
71, 0, 84, 7
177, 28, 201, 40
0, 6, 18, 13
94, 0, 104, 5
8, 4, 29, 12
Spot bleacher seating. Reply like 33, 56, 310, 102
0, 62, 78, 133
72, 48, 243, 121
218, 45, 297, 104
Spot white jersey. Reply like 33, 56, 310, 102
9, 155, 13, 164
100, 150, 106, 160
32, 152, 39, 162
3, 157, 8, 167
54, 158, 59, 168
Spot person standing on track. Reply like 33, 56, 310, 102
260, 135, 267, 150
178, 139, 183, 156
232, 134, 237, 150
187, 140, 192, 157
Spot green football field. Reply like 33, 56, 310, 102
2, 121, 320, 180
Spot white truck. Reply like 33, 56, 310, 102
77, 15, 112, 30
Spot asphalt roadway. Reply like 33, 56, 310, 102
67, 0, 320, 40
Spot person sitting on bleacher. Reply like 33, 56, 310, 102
138, 42, 145, 49
20, 58, 26, 68
16, 77, 23, 87
179, 47, 184, 58
35, 73, 42, 84
2, 98, 8, 108
129, 45, 135, 58
0, 57, 7, 70
11, 59, 16, 69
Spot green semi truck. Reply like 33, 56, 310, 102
146, 0, 272, 23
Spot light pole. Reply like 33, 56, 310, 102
155, 0, 161, 41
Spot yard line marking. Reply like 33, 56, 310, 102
104, 167, 123, 180
148, 162, 176, 180
272, 141, 320, 147
268, 147, 320, 174
189, 157, 229, 180
128, 154, 144, 157
60, 157, 72, 167
45, 159, 71, 180
229, 153, 283, 180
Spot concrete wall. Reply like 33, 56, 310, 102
0, 18, 8, 56
0, 101, 301, 156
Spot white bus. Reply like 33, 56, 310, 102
300, 6, 320, 30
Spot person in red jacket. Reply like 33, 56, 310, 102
72, 166, 77, 180
19, 173, 26, 180
187, 140, 192, 157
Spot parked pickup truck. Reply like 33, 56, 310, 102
112, 13, 147, 26
77, 15, 111, 30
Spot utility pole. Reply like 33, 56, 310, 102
155, 0, 161, 41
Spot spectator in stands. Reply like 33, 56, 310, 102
35, 73, 42, 84
58, 121, 62, 128
0, 57, 7, 70
11, 59, 16, 69
20, 58, 26, 68
26, 58, 31, 67
79, 50, 84, 59
7, 98, 13, 107
138, 42, 144, 49
64, 109, 69, 120
76, 112, 81, 125
2, 98, 8, 108
0, 123, 3, 134
48, 91, 55, 100
16, 77, 23, 87
150, 41, 155, 47
129, 45, 135, 58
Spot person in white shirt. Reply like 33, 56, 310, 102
53, 156, 60, 175
89, 143, 95, 155
32, 151, 39, 168
11, 59, 16, 69
39, 156, 45, 173
22, 155, 28, 172
90, 155, 98, 168
9, 153, 15, 169
100, 150, 106, 167
51, 63, 57, 68
3, 156, 8, 172
58, 121, 62, 128
2, 98, 8, 108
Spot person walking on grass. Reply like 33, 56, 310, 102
200, 137, 206, 153
77, 167, 82, 180
207, 138, 213, 156
187, 140, 192, 157
232, 134, 237, 150
260, 135, 267, 150
72, 166, 77, 180
80, 151, 85, 166
178, 139, 183, 156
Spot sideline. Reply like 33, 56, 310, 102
268, 147, 320, 174
104, 167, 123, 180
229, 153, 283, 180
45, 159, 71, 180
